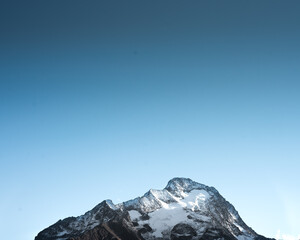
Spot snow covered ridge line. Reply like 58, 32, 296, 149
35, 177, 275, 240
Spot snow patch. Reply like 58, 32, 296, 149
105, 200, 118, 210
129, 210, 142, 220
137, 189, 211, 238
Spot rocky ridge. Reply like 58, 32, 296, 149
35, 178, 273, 240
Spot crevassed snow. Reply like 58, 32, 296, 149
147, 203, 188, 237
137, 189, 211, 238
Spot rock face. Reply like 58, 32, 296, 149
170, 223, 197, 240
35, 178, 273, 240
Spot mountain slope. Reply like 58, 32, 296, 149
35, 178, 273, 240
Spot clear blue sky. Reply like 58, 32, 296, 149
0, 1, 300, 240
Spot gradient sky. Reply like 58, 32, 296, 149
1, 1, 300, 240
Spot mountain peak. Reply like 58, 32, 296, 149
35, 178, 272, 240
104, 199, 118, 210
166, 177, 197, 188
165, 177, 209, 194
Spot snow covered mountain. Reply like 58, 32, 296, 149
35, 178, 273, 240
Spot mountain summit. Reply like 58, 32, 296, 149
35, 178, 272, 240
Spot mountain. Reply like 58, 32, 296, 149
35, 178, 273, 240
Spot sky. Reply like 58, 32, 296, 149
0, 1, 300, 240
